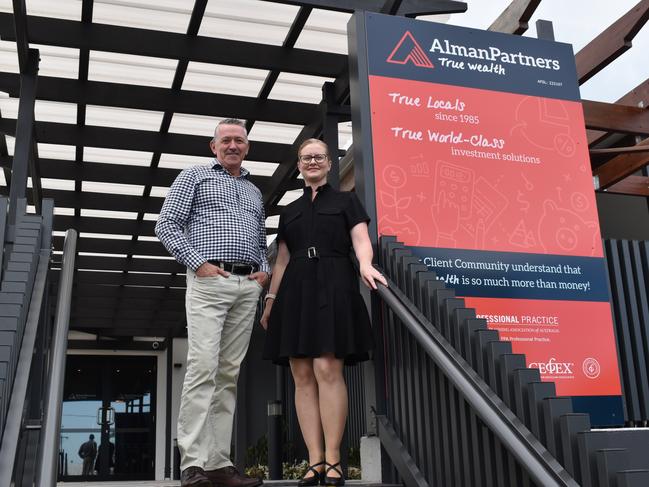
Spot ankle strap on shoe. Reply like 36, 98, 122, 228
325, 462, 342, 476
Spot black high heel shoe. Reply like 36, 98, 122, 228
323, 462, 345, 486
298, 461, 325, 487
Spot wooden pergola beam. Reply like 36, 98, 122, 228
593, 136, 649, 189
588, 77, 649, 145
488, 0, 541, 35
590, 145, 649, 155
582, 99, 649, 134
603, 175, 649, 196
575, 0, 649, 84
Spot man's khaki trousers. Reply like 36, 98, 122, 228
178, 270, 262, 471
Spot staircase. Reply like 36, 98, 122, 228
0, 198, 79, 487
371, 236, 649, 487
3, 212, 649, 486
0, 198, 53, 484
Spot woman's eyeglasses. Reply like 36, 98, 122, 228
299, 154, 328, 164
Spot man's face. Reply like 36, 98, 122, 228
210, 124, 249, 172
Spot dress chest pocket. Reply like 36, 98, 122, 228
316, 208, 345, 238
317, 208, 343, 219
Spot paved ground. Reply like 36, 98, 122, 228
57, 482, 179, 487
57, 483, 179, 487
56, 480, 309, 486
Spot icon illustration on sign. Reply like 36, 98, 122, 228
537, 200, 598, 255
511, 97, 576, 157
430, 161, 508, 250
378, 164, 422, 244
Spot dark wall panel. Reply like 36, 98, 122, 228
597, 193, 649, 240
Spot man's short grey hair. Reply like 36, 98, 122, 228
214, 118, 248, 142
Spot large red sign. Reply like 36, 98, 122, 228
351, 12, 623, 421
371, 77, 600, 258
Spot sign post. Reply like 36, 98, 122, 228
349, 12, 623, 426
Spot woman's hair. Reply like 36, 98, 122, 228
297, 138, 329, 157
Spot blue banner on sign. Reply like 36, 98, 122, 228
410, 246, 610, 302
364, 12, 580, 101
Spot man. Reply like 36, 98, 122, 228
156, 119, 269, 487
78, 434, 97, 476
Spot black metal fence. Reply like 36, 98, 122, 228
0, 198, 56, 486
374, 236, 649, 487
0, 198, 49, 440
604, 239, 649, 425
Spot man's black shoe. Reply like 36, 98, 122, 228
181, 466, 212, 487
206, 466, 263, 487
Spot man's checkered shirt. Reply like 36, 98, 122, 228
155, 160, 270, 273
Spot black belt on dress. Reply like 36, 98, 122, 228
290, 247, 349, 308
208, 260, 259, 275
291, 246, 348, 260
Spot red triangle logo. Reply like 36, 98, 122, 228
386, 31, 434, 68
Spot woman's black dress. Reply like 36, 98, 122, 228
263, 184, 374, 366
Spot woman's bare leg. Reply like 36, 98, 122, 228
290, 358, 324, 477
313, 354, 347, 478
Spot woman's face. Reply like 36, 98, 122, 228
297, 142, 331, 183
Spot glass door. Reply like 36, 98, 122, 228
59, 355, 156, 481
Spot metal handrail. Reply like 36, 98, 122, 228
374, 273, 578, 487
36, 229, 77, 487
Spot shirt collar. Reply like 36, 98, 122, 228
211, 158, 249, 178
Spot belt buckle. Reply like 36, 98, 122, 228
307, 246, 318, 259
234, 263, 252, 275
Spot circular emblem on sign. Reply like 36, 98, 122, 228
382, 165, 407, 190
582, 357, 601, 379
570, 192, 589, 212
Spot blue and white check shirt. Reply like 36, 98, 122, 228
155, 159, 270, 273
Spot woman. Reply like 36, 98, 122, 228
261, 139, 386, 486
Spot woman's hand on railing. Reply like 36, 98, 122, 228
359, 262, 388, 290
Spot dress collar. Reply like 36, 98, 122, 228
302, 182, 330, 195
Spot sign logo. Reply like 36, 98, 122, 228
528, 357, 574, 376
387, 31, 434, 68
582, 357, 601, 379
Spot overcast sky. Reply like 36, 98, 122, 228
442, 0, 648, 103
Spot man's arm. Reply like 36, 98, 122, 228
155, 169, 206, 271
260, 240, 290, 329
